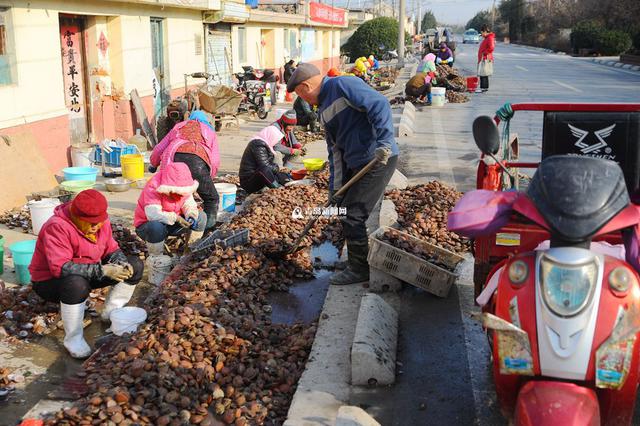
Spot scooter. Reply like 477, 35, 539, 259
234, 66, 270, 120
469, 116, 640, 425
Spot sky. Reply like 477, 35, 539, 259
332, 0, 495, 26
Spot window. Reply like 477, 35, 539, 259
284, 28, 289, 56
0, 7, 15, 85
238, 27, 246, 63
289, 30, 298, 58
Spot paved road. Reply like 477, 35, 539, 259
358, 43, 640, 425
401, 42, 640, 190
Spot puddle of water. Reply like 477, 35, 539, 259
268, 242, 339, 325
0, 280, 158, 423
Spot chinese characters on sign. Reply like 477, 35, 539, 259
309, 2, 346, 26
61, 25, 84, 115
291, 206, 347, 219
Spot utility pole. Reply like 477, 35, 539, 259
491, 0, 496, 30
417, 1, 421, 35
398, 0, 405, 67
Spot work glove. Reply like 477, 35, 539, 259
291, 149, 303, 156
148, 165, 158, 173
187, 217, 198, 230
102, 264, 130, 282
176, 216, 192, 229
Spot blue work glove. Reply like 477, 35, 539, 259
187, 217, 198, 230
148, 165, 158, 173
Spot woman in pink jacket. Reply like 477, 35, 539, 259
134, 162, 205, 255
150, 111, 220, 232
29, 190, 144, 358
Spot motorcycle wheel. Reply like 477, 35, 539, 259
257, 107, 268, 120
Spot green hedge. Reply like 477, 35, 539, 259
570, 20, 603, 50
596, 30, 632, 55
343, 17, 399, 60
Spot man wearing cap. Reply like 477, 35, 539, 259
287, 63, 399, 286
271, 109, 304, 165
29, 189, 144, 358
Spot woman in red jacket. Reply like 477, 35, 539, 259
29, 190, 144, 358
477, 24, 495, 92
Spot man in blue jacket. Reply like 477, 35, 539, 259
287, 63, 399, 286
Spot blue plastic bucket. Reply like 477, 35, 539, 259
9, 240, 37, 285
214, 183, 237, 212
62, 167, 99, 182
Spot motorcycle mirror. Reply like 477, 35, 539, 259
472, 116, 500, 155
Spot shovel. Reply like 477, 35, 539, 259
266, 147, 392, 258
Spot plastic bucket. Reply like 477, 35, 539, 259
63, 167, 99, 182
121, 154, 145, 185
109, 306, 147, 336
28, 198, 60, 236
70, 146, 94, 167
214, 183, 237, 213
432, 87, 446, 107
9, 240, 37, 285
277, 85, 287, 103
466, 76, 479, 92
0, 235, 4, 275
148, 255, 173, 286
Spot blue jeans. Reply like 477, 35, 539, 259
135, 211, 207, 243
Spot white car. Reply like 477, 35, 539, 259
463, 29, 480, 44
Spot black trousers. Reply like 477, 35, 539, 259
480, 76, 490, 90
241, 166, 289, 194
405, 83, 431, 98
33, 255, 144, 305
297, 111, 318, 131
340, 155, 398, 240
174, 153, 219, 230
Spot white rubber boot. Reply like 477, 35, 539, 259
101, 282, 136, 321
147, 241, 164, 256
60, 302, 92, 359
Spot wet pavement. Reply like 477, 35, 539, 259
269, 242, 339, 325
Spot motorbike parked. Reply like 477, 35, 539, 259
233, 66, 271, 120
459, 115, 640, 425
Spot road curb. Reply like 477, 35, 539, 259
591, 57, 640, 72
351, 293, 398, 386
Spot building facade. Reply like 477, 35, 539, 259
0, 0, 344, 210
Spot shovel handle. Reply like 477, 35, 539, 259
287, 147, 391, 254
330, 147, 391, 202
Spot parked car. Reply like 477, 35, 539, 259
463, 29, 480, 44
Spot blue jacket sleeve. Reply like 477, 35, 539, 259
338, 79, 395, 150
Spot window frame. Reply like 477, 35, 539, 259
237, 26, 247, 63
0, 6, 16, 86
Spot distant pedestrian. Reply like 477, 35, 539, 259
436, 43, 454, 66
239, 127, 292, 193
284, 60, 296, 83
477, 24, 495, 92
405, 72, 433, 105
271, 110, 303, 165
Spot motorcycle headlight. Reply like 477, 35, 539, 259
540, 256, 598, 317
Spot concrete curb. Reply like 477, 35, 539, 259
284, 285, 367, 426
591, 57, 640, 72
336, 406, 382, 426
394, 101, 416, 137
351, 293, 398, 386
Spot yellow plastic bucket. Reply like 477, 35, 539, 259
120, 154, 144, 185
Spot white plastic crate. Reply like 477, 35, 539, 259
368, 227, 464, 297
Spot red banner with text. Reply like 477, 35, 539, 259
309, 2, 346, 26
